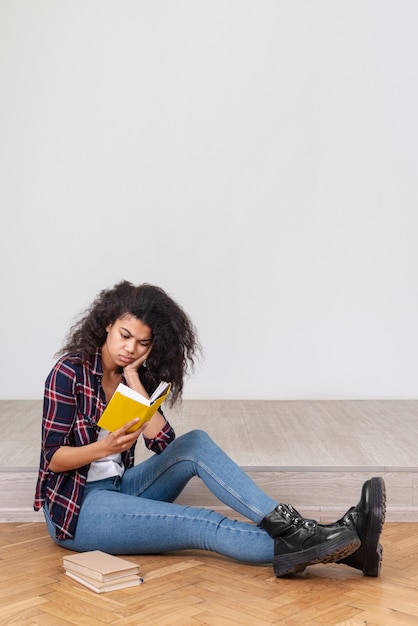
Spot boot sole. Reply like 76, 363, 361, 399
340, 476, 386, 576
360, 476, 386, 576
273, 534, 360, 577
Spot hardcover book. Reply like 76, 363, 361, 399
63, 550, 140, 582
65, 569, 142, 593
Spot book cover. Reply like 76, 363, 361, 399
63, 550, 140, 582
97, 381, 171, 433
65, 569, 143, 593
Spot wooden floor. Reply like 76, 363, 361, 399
0, 399, 417, 623
0, 522, 417, 625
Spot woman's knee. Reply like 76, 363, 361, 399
175, 429, 214, 451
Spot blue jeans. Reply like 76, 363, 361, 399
44, 430, 277, 563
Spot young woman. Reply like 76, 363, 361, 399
34, 281, 385, 577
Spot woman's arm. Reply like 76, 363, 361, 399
49, 420, 143, 472
123, 350, 167, 439
43, 358, 144, 473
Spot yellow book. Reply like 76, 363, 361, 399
97, 381, 171, 433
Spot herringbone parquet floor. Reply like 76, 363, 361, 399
0, 522, 417, 625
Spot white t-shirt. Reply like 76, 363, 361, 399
86, 428, 125, 482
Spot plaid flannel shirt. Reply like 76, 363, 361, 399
34, 349, 175, 539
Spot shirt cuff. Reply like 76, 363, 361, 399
143, 420, 176, 454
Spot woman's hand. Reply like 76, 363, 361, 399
123, 345, 152, 396
99, 419, 145, 455
123, 345, 152, 374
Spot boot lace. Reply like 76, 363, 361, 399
341, 506, 356, 525
280, 504, 317, 529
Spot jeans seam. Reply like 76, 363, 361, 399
197, 458, 265, 519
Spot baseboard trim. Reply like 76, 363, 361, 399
1, 467, 417, 523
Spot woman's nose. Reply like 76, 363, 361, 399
125, 339, 135, 354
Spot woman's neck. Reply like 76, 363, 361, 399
101, 344, 121, 377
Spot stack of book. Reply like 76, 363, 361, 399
63, 550, 143, 593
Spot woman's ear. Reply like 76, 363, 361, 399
106, 323, 112, 332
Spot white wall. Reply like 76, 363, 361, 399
1, 0, 417, 399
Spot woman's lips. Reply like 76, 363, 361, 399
119, 355, 134, 364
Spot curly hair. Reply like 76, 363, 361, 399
58, 281, 201, 404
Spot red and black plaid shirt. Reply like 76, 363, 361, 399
34, 349, 175, 539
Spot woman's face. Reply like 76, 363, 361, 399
103, 314, 152, 368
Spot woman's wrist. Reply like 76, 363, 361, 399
123, 369, 149, 398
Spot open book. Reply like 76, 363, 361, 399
97, 381, 171, 433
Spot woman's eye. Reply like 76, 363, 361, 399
121, 333, 129, 339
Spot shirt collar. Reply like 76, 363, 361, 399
91, 348, 104, 377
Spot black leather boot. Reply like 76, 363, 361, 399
260, 503, 360, 577
333, 477, 386, 576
